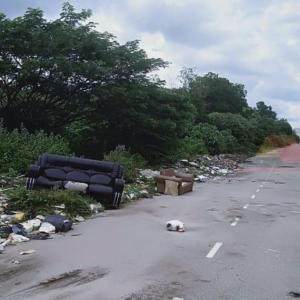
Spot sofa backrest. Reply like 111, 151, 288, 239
39, 153, 122, 180
160, 168, 175, 177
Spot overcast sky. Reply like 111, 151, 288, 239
1, 0, 300, 128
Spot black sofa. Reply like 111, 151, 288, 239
26, 153, 125, 208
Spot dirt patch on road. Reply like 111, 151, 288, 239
3, 266, 108, 299
124, 281, 183, 300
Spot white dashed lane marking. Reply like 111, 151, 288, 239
206, 242, 223, 258
251, 195, 256, 199
231, 217, 240, 227
256, 189, 260, 193
243, 204, 249, 209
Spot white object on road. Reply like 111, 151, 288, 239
20, 249, 35, 255
243, 204, 249, 209
0, 238, 11, 252
166, 220, 185, 232
231, 217, 240, 226
75, 216, 85, 222
39, 222, 56, 233
206, 242, 223, 258
251, 195, 256, 199
11, 234, 30, 243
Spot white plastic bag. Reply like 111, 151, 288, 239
21, 219, 41, 233
65, 181, 88, 192
166, 220, 185, 232
39, 222, 56, 233
11, 234, 30, 243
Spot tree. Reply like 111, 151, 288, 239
254, 101, 277, 120
0, 3, 167, 132
179, 69, 248, 119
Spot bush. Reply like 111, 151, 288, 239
187, 124, 226, 155
220, 130, 239, 153
6, 188, 99, 218
208, 112, 254, 146
104, 148, 147, 183
0, 121, 71, 174
177, 136, 208, 160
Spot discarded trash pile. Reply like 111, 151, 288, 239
0, 193, 103, 254
175, 154, 243, 183
121, 154, 244, 202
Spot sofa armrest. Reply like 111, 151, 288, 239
175, 172, 194, 182
114, 178, 125, 193
155, 175, 182, 184
28, 165, 41, 178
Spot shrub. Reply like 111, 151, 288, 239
208, 112, 253, 146
177, 136, 208, 160
0, 121, 71, 174
188, 123, 226, 155
104, 148, 147, 183
6, 188, 100, 218
220, 130, 239, 153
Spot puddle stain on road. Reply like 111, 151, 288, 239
289, 292, 300, 298
4, 266, 108, 299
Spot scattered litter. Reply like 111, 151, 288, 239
166, 220, 185, 232
35, 215, 45, 221
140, 169, 160, 179
20, 249, 35, 255
21, 219, 41, 233
13, 212, 25, 221
12, 260, 20, 265
197, 175, 208, 183
53, 204, 65, 209
289, 292, 300, 298
30, 232, 51, 240
10, 234, 30, 243
71, 233, 82, 237
140, 190, 152, 198
39, 222, 56, 234
90, 203, 102, 213
75, 216, 85, 222
11, 224, 30, 238
0, 238, 11, 252
43, 215, 72, 232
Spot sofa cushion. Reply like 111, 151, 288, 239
88, 184, 113, 200
44, 168, 66, 180
36, 176, 63, 188
66, 171, 90, 183
90, 174, 112, 185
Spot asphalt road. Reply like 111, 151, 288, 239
1, 145, 300, 300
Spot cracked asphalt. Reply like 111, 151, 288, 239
1, 145, 300, 300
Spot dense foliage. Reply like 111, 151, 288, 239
0, 121, 71, 173
0, 3, 298, 171
6, 187, 99, 217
